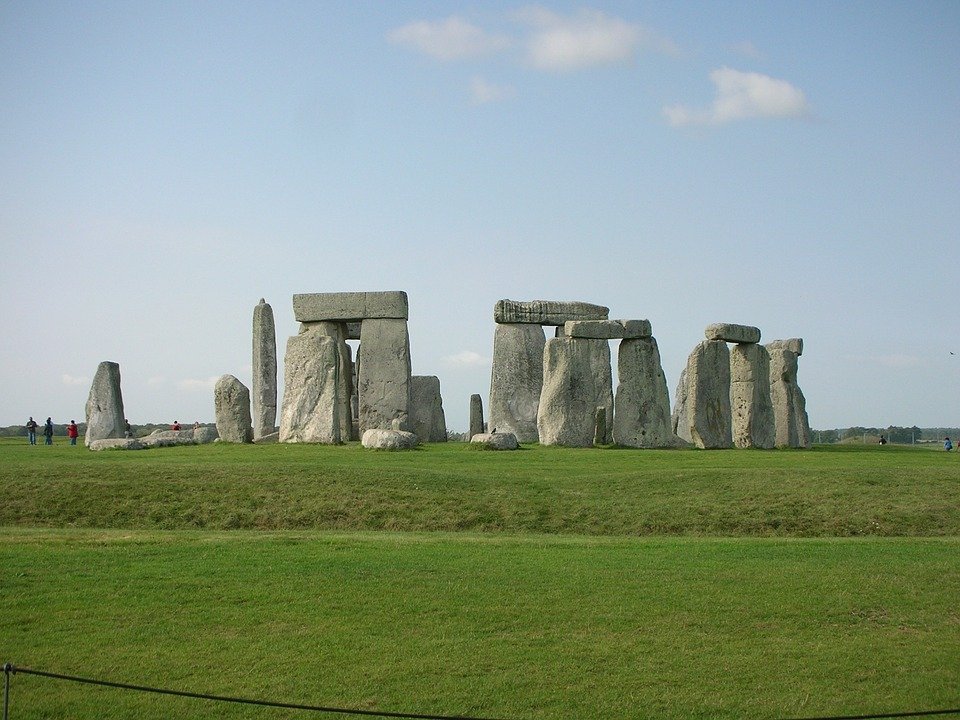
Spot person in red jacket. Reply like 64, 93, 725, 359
67, 420, 79, 446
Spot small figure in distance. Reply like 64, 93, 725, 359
67, 420, 79, 445
945, 437, 953, 452
26, 416, 38, 445
43, 417, 54, 445
124, 419, 133, 438
171, 420, 181, 431
193, 420, 200, 430
878, 435, 887, 445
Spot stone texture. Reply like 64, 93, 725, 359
729, 343, 775, 449
193, 426, 220, 444
564, 319, 652, 339
358, 318, 412, 433
252, 298, 277, 439
489, 323, 545, 443
705, 323, 761, 344
767, 338, 804, 356
361, 428, 419, 450
537, 337, 614, 447
410, 375, 447, 442
214, 374, 254, 443
84, 361, 126, 447
593, 407, 607, 446
469, 394, 485, 440
767, 341, 812, 448
89, 438, 144, 451
494, 299, 609, 326
470, 432, 519, 450
293, 291, 408, 322
140, 432, 197, 448
279, 330, 342, 444
613, 337, 679, 448
254, 431, 279, 444
674, 340, 733, 449
671, 367, 690, 443
300, 321, 354, 441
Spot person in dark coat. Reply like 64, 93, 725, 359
43, 417, 54, 445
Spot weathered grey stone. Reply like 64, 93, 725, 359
469, 394, 484, 440
494, 299, 609, 326
564, 319, 652, 339
279, 330, 342, 444
361, 428, 419, 450
730, 343, 775, 449
254, 431, 279, 444
671, 367, 690, 442
593, 407, 607, 446
767, 341, 811, 448
537, 337, 614, 447
489, 323, 545, 443
192, 426, 219, 444
675, 340, 733, 449
766, 338, 803, 356
300, 321, 354, 441
470, 432, 519, 450
89, 438, 144, 451
293, 291, 408, 322
410, 375, 447, 442
358, 318, 411, 433
85, 361, 126, 447
614, 337, 680, 448
705, 323, 761, 344
252, 298, 277, 440
215, 375, 254, 443
140, 432, 196, 448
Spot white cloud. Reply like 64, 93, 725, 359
442, 350, 489, 368
665, 67, 810, 126
470, 76, 515, 105
178, 377, 219, 392
388, 17, 511, 61
515, 6, 679, 71
61, 374, 89, 386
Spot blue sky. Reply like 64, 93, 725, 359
2, 1, 958, 432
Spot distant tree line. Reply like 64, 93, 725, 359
811, 426, 958, 444
0, 421, 214, 438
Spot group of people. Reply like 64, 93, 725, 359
25, 417, 80, 445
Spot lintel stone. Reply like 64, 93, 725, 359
494, 299, 609, 326
705, 323, 761, 344
293, 291, 408, 322
564, 319, 652, 339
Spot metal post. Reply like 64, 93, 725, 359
4, 663, 11, 720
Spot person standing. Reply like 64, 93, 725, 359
26, 417, 38, 445
43, 417, 54, 445
67, 420, 79, 446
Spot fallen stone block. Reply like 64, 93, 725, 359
88, 438, 145, 451
361, 428, 419, 450
470, 432, 519, 450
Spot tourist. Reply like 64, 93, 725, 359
945, 437, 953, 452
171, 420, 181, 431
67, 420, 79, 445
193, 420, 201, 430
878, 435, 887, 445
43, 417, 54, 445
124, 419, 133, 438
25, 416, 38, 445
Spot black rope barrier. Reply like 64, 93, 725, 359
783, 709, 960, 720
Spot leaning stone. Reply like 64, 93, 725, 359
614, 337, 680, 448
252, 298, 278, 440
215, 375, 254, 443
494, 299, 609, 326
469, 394, 485, 440
193, 426, 219, 444
767, 341, 811, 448
705, 323, 761, 344
730, 343, 775, 449
279, 330, 342, 444
766, 337, 803, 356
564, 319, 652, 340
89, 438, 144, 451
410, 376, 448, 442
293, 291, 408, 322
361, 428, 419, 450
470, 432, 519, 450
537, 337, 614, 447
85, 361, 126, 447
677, 340, 733, 449
488, 323, 545, 443
358, 319, 412, 432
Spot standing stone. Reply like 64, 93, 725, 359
410, 375, 448, 442
469, 394, 485, 439
675, 340, 733, 449
593, 407, 607, 446
252, 298, 277, 439
84, 361, 126, 447
537, 337, 614, 447
214, 375, 254, 443
767, 340, 811, 448
279, 330, 341, 444
671, 367, 690, 443
729, 343, 775, 449
301, 321, 354, 442
358, 318, 412, 433
614, 337, 678, 448
489, 323, 545, 443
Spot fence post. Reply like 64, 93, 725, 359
3, 663, 11, 720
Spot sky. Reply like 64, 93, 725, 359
2, 1, 958, 432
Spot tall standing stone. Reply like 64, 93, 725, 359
729, 343, 775, 449
84, 361, 126, 447
300, 321, 354, 442
358, 318, 412, 433
279, 330, 342, 444
410, 375, 448, 442
674, 340, 733, 449
767, 339, 811, 448
214, 374, 254, 443
252, 298, 277, 439
537, 337, 613, 447
489, 323, 545, 442
469, 394, 484, 439
613, 336, 678, 448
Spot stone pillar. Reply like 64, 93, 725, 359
537, 337, 613, 447
252, 298, 277, 439
469, 394, 484, 439
488, 323, 545, 443
214, 374, 254, 443
410, 375, 448, 442
730, 343, 775, 449
358, 318, 412, 433
613, 337, 677, 448
300, 321, 354, 442
279, 329, 341, 444
85, 361, 126, 447
674, 340, 733, 449
767, 339, 811, 448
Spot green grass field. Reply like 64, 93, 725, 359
1, 440, 958, 719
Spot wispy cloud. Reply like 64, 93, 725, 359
178, 376, 219, 392
664, 67, 810, 126
442, 350, 490, 368
388, 17, 511, 61
470, 76, 515, 104
61, 373, 89, 386
515, 6, 679, 71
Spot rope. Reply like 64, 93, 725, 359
782, 708, 960, 719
